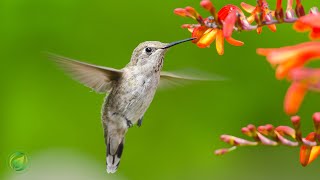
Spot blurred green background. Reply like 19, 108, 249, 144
1, 0, 320, 179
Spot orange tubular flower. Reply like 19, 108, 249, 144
241, 0, 276, 34
300, 113, 320, 166
284, 68, 320, 115
258, 42, 320, 115
198, 4, 245, 55
257, 42, 320, 80
294, 11, 320, 40
215, 113, 320, 167
289, 68, 320, 92
174, 0, 318, 56
284, 82, 308, 115
174, 1, 245, 55
194, 3, 244, 55
300, 132, 320, 166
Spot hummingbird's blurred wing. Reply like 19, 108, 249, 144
48, 53, 123, 93
159, 70, 226, 89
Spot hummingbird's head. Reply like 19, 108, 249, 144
129, 38, 195, 68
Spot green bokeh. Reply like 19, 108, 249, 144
1, 0, 320, 179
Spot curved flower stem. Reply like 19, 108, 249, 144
176, 1, 319, 34
215, 113, 320, 156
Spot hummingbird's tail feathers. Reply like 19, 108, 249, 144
106, 137, 125, 173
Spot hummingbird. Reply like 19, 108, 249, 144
50, 37, 210, 173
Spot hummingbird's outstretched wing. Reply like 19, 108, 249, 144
48, 53, 123, 93
159, 70, 225, 89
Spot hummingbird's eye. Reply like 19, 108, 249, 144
145, 47, 152, 53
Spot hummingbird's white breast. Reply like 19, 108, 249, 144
106, 65, 161, 125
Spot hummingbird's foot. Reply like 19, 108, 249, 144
137, 116, 144, 127
126, 118, 133, 128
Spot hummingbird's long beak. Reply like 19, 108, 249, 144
161, 37, 196, 49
